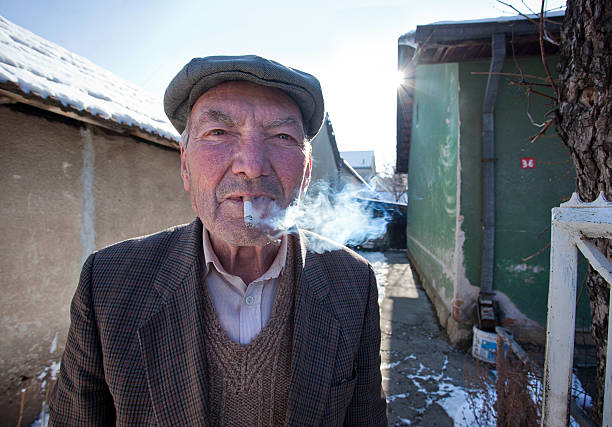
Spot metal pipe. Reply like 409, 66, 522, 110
480, 33, 506, 295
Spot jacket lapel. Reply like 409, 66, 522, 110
138, 219, 210, 426
287, 231, 339, 426
137, 223, 340, 426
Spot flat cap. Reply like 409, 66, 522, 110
164, 55, 325, 139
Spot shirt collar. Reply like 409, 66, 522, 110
202, 228, 288, 284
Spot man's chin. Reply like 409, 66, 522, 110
229, 230, 279, 247
206, 220, 281, 248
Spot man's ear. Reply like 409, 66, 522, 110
301, 150, 312, 193
180, 144, 191, 192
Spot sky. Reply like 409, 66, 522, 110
0, 0, 565, 171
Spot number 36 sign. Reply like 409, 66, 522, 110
521, 157, 536, 169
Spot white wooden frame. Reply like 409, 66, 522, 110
542, 192, 612, 426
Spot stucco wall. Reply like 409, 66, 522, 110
406, 63, 460, 313
0, 105, 193, 423
405, 55, 586, 344
457, 56, 587, 331
310, 122, 339, 187
352, 166, 375, 182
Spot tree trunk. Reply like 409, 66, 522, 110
556, 0, 611, 422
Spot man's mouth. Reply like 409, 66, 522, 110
225, 194, 276, 205
223, 195, 277, 226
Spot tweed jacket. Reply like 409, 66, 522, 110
49, 219, 387, 426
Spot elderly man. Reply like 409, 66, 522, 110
50, 55, 387, 426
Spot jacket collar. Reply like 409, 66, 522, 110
138, 218, 210, 426
148, 218, 206, 301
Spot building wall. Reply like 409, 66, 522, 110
458, 56, 586, 330
405, 55, 586, 344
406, 62, 460, 315
309, 121, 339, 187
353, 166, 375, 182
340, 162, 368, 189
0, 105, 193, 423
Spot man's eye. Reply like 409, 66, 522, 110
277, 134, 291, 140
210, 129, 225, 136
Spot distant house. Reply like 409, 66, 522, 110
311, 116, 369, 190
396, 11, 587, 345
341, 150, 376, 182
369, 173, 408, 204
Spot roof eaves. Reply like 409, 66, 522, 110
341, 159, 371, 189
322, 113, 345, 171
0, 81, 179, 149
415, 11, 564, 44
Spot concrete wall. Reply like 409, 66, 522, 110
0, 105, 193, 423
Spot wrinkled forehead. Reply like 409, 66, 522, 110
189, 81, 305, 128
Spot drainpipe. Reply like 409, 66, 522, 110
478, 33, 506, 330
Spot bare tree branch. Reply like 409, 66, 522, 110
543, 30, 560, 45
521, 241, 551, 262
540, 0, 560, 99
497, 0, 564, 25
526, 91, 541, 126
509, 80, 557, 100
509, 79, 554, 87
529, 118, 554, 143
470, 71, 554, 82
496, 0, 541, 26
510, 24, 524, 80
520, 0, 538, 15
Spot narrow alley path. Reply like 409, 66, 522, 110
360, 251, 493, 426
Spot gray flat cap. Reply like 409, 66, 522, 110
164, 55, 325, 139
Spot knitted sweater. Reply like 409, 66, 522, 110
202, 237, 297, 426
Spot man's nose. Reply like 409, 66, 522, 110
231, 133, 270, 178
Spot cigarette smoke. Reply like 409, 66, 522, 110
257, 182, 390, 253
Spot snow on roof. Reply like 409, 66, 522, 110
0, 16, 179, 144
398, 10, 564, 42
428, 9, 564, 26
398, 31, 416, 47
341, 150, 376, 168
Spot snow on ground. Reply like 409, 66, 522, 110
30, 361, 61, 426
572, 372, 593, 412
31, 408, 49, 427
0, 16, 178, 141
356, 251, 388, 304
437, 378, 497, 426
436, 368, 592, 426
370, 252, 594, 425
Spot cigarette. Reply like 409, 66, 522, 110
243, 196, 254, 228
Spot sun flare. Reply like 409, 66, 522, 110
396, 70, 405, 87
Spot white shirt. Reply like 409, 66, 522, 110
202, 229, 287, 345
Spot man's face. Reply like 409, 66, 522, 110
180, 81, 312, 246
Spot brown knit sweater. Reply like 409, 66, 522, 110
202, 237, 297, 427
